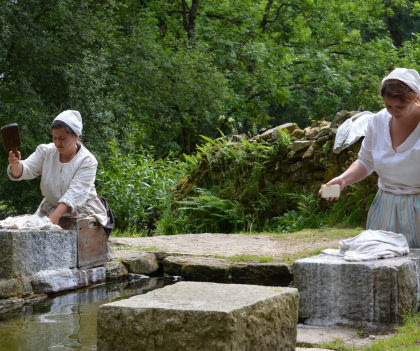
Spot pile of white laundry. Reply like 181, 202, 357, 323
0, 214, 62, 230
322, 229, 409, 261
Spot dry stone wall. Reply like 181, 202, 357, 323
173, 111, 378, 219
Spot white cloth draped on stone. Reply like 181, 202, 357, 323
333, 111, 374, 153
0, 214, 62, 230
322, 229, 409, 261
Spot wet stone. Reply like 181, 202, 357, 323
293, 250, 420, 330
0, 278, 24, 298
103, 260, 128, 280
31, 267, 106, 294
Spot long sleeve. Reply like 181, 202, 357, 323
7, 144, 48, 181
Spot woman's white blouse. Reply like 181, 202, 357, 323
8, 143, 107, 225
357, 108, 420, 194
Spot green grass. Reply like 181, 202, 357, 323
110, 228, 148, 237
264, 226, 363, 240
133, 245, 161, 252
364, 313, 420, 350
281, 249, 324, 264
318, 313, 420, 351
213, 254, 278, 263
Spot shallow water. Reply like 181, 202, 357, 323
0, 276, 176, 351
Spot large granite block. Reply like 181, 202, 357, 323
293, 250, 420, 329
0, 229, 77, 279
97, 282, 299, 351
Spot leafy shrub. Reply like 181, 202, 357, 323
268, 192, 325, 233
96, 141, 184, 234
326, 183, 375, 227
156, 187, 249, 234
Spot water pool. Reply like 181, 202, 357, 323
0, 276, 177, 351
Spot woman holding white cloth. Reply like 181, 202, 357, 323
322, 68, 420, 248
7, 110, 108, 227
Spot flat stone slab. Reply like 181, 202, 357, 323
0, 229, 77, 279
293, 250, 420, 329
97, 282, 299, 351
163, 256, 231, 283
163, 256, 293, 286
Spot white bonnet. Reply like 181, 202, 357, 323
382, 68, 420, 96
53, 110, 83, 136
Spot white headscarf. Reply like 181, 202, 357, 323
382, 68, 420, 96
53, 110, 83, 136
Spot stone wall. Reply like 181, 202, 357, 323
173, 110, 378, 220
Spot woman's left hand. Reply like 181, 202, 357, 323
49, 203, 71, 225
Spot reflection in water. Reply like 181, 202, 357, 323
0, 276, 177, 351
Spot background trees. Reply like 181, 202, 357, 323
1, 0, 420, 225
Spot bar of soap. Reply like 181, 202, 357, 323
321, 184, 340, 198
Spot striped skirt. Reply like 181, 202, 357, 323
367, 189, 420, 248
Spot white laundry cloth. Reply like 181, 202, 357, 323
0, 214, 62, 230
322, 229, 409, 261
333, 111, 374, 153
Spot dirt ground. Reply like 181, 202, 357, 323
109, 231, 358, 258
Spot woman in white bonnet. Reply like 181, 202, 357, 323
7, 110, 108, 227
322, 68, 420, 248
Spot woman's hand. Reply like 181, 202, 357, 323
8, 150, 23, 178
319, 160, 368, 201
49, 203, 71, 225
319, 177, 346, 201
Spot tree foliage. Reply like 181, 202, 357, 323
1, 0, 420, 220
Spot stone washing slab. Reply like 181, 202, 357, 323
0, 229, 77, 279
163, 256, 293, 286
293, 250, 420, 329
97, 282, 299, 351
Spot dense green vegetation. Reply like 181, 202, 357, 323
1, 0, 420, 232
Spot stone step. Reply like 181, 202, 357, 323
163, 255, 293, 286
